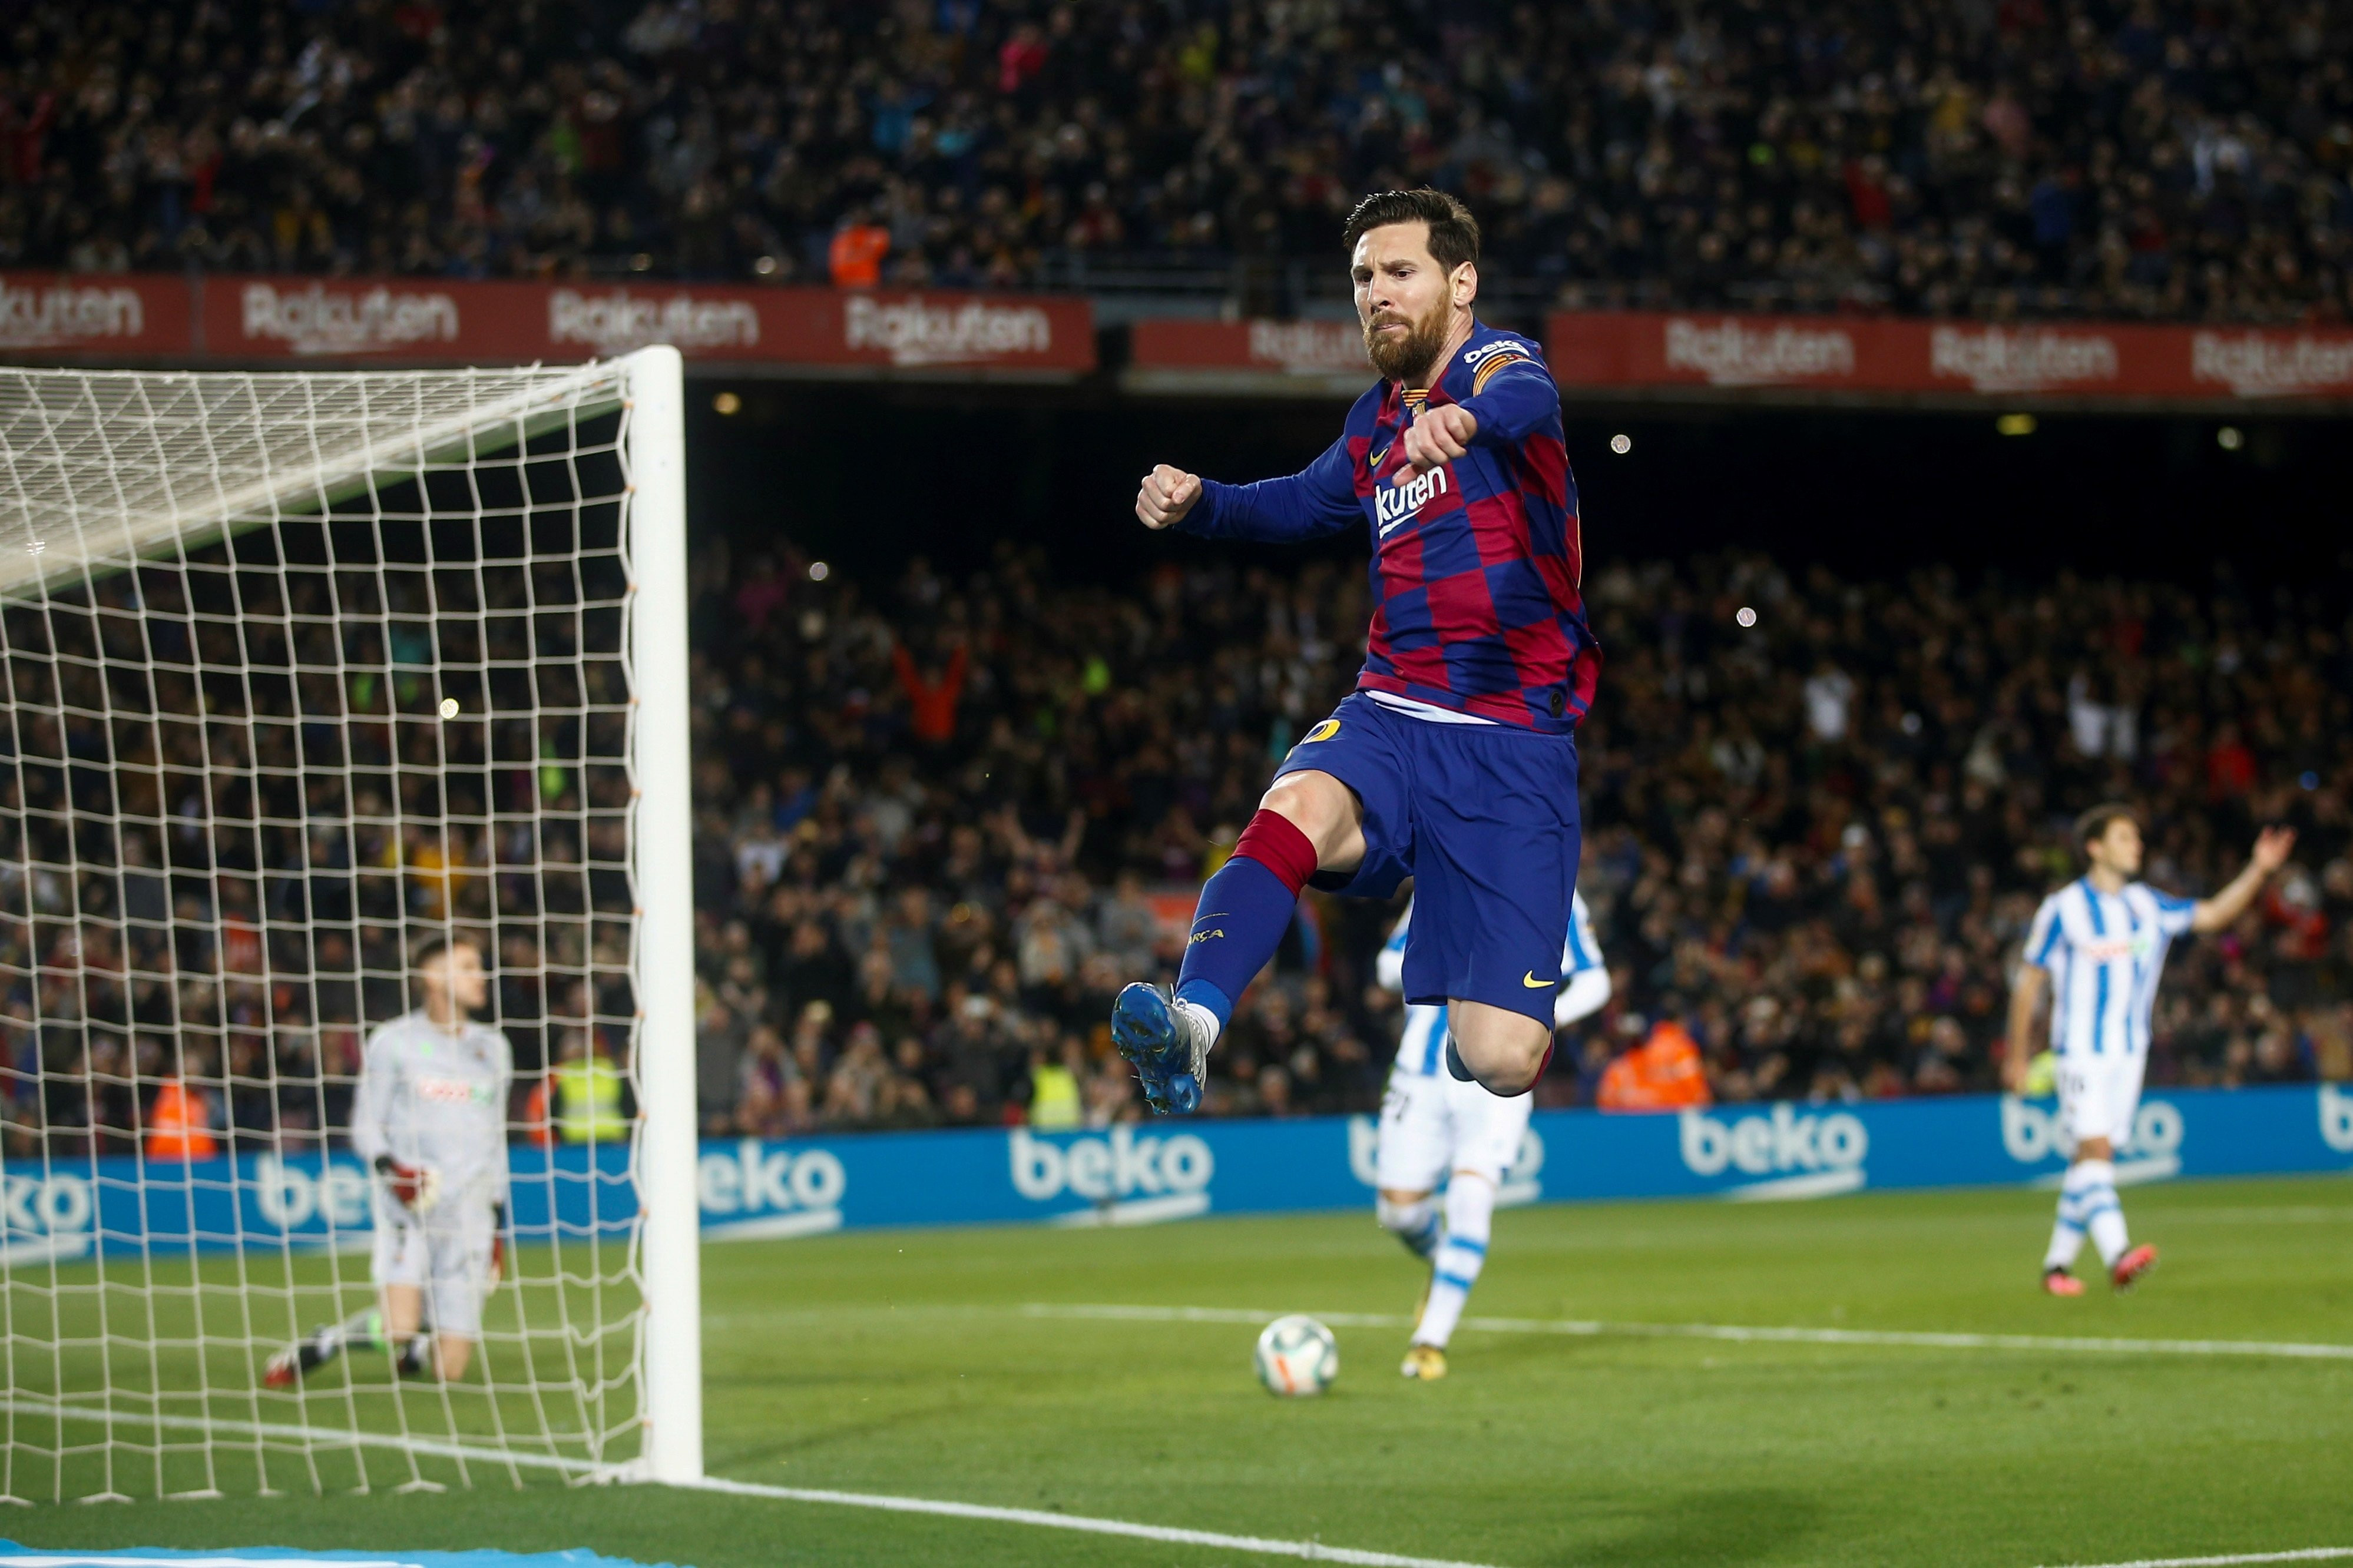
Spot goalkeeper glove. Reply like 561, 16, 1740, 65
375, 1156, 441, 1215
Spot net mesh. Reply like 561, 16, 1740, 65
0, 363, 656, 1499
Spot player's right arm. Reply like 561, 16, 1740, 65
1135, 435, 1361, 541
350, 1026, 435, 1211
348, 1026, 395, 1170
2001, 967, 2046, 1093
2187, 826, 2295, 933
2002, 897, 2063, 1092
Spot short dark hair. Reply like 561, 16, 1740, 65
1343, 188, 1481, 273
2074, 803, 2139, 856
412, 933, 482, 972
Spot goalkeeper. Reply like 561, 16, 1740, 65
266, 935, 512, 1385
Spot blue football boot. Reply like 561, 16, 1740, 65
1111, 982, 1212, 1115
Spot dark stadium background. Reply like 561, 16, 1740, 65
686, 384, 2353, 585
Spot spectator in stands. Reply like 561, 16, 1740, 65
1596, 1012, 1715, 1112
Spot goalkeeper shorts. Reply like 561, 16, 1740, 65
372, 1198, 497, 1337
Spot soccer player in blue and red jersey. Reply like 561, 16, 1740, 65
1113, 188, 1599, 1113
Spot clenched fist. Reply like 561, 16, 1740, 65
1136, 464, 1202, 529
1401, 404, 1478, 475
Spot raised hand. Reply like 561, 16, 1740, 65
1400, 404, 1478, 475
2252, 824, 2296, 873
1136, 465, 1202, 529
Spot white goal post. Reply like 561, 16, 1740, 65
0, 348, 701, 1498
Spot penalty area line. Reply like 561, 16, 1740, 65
1023, 1304, 2353, 1362
681, 1474, 1507, 1568
2041, 1550, 2353, 1567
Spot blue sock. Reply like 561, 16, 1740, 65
1173, 854, 1300, 1033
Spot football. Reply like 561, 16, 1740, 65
1253, 1315, 1339, 1397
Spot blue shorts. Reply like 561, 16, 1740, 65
1275, 692, 1581, 1026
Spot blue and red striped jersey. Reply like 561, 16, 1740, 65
1181, 320, 1599, 732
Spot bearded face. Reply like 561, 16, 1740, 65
1361, 289, 1451, 383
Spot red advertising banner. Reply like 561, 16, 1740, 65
0, 273, 191, 356
1543, 311, 2353, 402
1130, 317, 1369, 377
178, 277, 1093, 374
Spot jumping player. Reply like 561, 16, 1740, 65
1114, 188, 1596, 1113
1376, 890, 1609, 1380
2004, 806, 2292, 1295
266, 935, 512, 1385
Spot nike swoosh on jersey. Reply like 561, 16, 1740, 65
1523, 972, 1556, 987
1369, 445, 1390, 468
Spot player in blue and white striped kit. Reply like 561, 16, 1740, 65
1374, 890, 1610, 1378
2005, 804, 2293, 1295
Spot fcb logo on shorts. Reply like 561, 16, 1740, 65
1298, 718, 1341, 747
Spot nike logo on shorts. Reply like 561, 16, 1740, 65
1523, 972, 1555, 988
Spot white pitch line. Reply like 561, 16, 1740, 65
2041, 1549, 2353, 1567
0, 1396, 596, 1475
685, 1474, 1504, 1568
1024, 1303, 2353, 1362
8, 1397, 1500, 1567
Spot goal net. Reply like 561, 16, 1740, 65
0, 352, 701, 1501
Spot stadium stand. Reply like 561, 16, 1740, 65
674, 542, 2353, 1131
11, 536, 2340, 1149
3, 1, 2350, 321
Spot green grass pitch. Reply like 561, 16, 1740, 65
9, 1173, 2352, 1567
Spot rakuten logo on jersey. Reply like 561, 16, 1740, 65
1009, 1126, 1212, 1225
843, 294, 1052, 366
548, 289, 761, 355
1679, 1104, 1868, 1198
0, 280, 146, 348
252, 1153, 372, 1234
416, 1076, 495, 1105
1663, 317, 1856, 385
240, 282, 459, 354
699, 1139, 846, 1240
2, 1170, 94, 1263
2000, 1096, 2183, 1179
1375, 465, 1448, 534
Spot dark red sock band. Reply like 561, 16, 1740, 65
1232, 808, 1320, 897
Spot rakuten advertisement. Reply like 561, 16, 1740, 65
1128, 317, 1373, 390
195, 279, 1094, 373
1545, 310, 2353, 400
0, 273, 189, 355
209, 277, 537, 359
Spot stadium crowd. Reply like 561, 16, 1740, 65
1, 512, 2347, 1152
5, 0, 2353, 322
679, 538, 2353, 1132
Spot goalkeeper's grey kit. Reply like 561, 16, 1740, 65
350, 1010, 512, 1335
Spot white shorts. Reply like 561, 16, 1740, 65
371, 1196, 495, 1338
1375, 1069, 1534, 1193
2057, 1049, 2146, 1149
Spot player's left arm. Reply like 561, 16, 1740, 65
1400, 350, 1560, 475
2187, 826, 2295, 933
1554, 896, 1611, 1027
